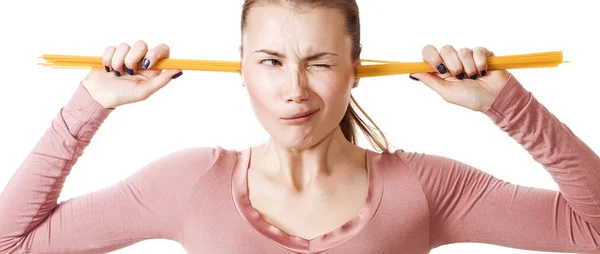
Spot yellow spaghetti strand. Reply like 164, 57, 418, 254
39, 51, 567, 78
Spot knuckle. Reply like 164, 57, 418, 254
422, 44, 434, 54
156, 43, 170, 57
473, 47, 485, 56
422, 45, 441, 64
134, 40, 148, 51
440, 45, 454, 54
157, 43, 170, 51
118, 43, 130, 49
104, 46, 116, 53
134, 40, 147, 47
458, 48, 472, 58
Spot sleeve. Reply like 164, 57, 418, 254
399, 73, 600, 253
0, 83, 221, 253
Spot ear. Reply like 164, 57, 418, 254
353, 59, 361, 88
238, 45, 244, 78
352, 44, 362, 88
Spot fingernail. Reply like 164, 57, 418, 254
409, 75, 419, 81
172, 71, 183, 79
437, 64, 447, 74
481, 70, 487, 76
142, 58, 150, 69
124, 66, 134, 75
115, 71, 121, 77
469, 74, 479, 79
456, 72, 465, 80
104, 66, 110, 72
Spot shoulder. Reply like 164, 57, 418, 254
144, 146, 241, 179
387, 148, 493, 187
385, 148, 473, 175
165, 146, 225, 161
155, 146, 223, 166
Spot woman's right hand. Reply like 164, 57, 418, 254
81, 40, 183, 109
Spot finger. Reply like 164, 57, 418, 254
111, 43, 131, 77
102, 46, 116, 72
136, 70, 183, 100
473, 47, 493, 76
142, 43, 171, 70
457, 48, 479, 79
440, 45, 465, 79
124, 40, 148, 75
422, 44, 450, 77
409, 72, 451, 101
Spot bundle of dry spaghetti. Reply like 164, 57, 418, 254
39, 51, 566, 78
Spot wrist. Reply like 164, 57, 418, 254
81, 79, 117, 109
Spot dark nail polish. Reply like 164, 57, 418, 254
481, 70, 487, 76
456, 72, 465, 80
142, 58, 150, 69
437, 64, 447, 74
104, 66, 110, 72
115, 71, 121, 77
125, 66, 134, 75
172, 71, 183, 79
469, 74, 479, 79
409, 75, 419, 81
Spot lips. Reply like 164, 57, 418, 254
282, 109, 319, 119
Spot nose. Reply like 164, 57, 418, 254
284, 68, 309, 103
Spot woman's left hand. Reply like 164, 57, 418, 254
409, 45, 511, 112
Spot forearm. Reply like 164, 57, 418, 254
0, 83, 113, 248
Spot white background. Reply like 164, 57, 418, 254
0, 0, 598, 253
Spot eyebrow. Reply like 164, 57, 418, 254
254, 49, 338, 61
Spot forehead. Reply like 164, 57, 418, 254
242, 3, 350, 54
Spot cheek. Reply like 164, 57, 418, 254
315, 74, 353, 105
244, 70, 280, 114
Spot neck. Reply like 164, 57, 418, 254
254, 127, 363, 192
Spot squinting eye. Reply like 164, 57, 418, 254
312, 64, 332, 69
260, 59, 281, 66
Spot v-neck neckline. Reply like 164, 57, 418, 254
231, 147, 384, 253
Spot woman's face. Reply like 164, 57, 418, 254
241, 3, 357, 149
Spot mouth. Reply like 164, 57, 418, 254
280, 109, 320, 124
281, 109, 320, 120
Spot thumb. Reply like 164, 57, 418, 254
409, 72, 450, 98
141, 69, 183, 96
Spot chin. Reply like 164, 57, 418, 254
279, 131, 318, 149
273, 125, 337, 150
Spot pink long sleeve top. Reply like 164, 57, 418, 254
1, 74, 600, 254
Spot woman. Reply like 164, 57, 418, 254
1, 0, 599, 253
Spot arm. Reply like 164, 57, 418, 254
399, 74, 600, 253
0, 83, 220, 253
